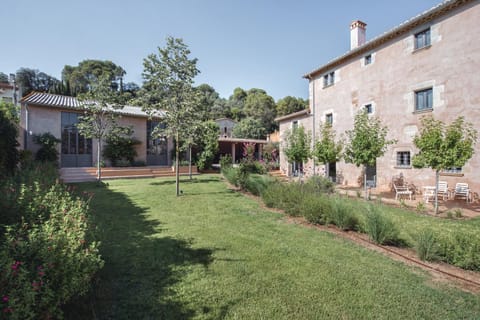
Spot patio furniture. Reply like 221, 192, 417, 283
454, 183, 470, 202
423, 186, 436, 203
393, 182, 412, 200
437, 181, 450, 200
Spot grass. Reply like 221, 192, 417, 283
65, 175, 480, 319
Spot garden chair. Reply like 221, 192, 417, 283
437, 181, 449, 200
393, 182, 412, 200
454, 183, 470, 202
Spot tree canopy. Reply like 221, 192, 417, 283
276, 96, 308, 117
62, 60, 125, 96
313, 123, 343, 166
413, 115, 477, 213
16, 68, 60, 97
282, 125, 311, 166
0, 72, 9, 83
232, 117, 267, 140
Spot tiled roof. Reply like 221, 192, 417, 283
20, 91, 165, 118
304, 0, 474, 78
274, 109, 310, 122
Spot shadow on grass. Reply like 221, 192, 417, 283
64, 183, 215, 320
149, 177, 221, 186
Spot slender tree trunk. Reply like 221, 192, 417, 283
97, 139, 102, 182
188, 145, 192, 180
364, 165, 368, 200
175, 133, 180, 196
434, 169, 439, 214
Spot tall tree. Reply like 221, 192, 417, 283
232, 117, 266, 140
196, 121, 220, 171
0, 101, 19, 177
227, 87, 247, 121
243, 89, 277, 133
344, 111, 396, 199
139, 36, 201, 196
62, 60, 125, 96
276, 96, 308, 117
0, 72, 9, 83
282, 125, 311, 176
16, 68, 60, 97
76, 75, 129, 182
413, 115, 477, 213
313, 123, 343, 177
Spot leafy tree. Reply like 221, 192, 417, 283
103, 129, 139, 166
0, 106, 19, 177
243, 88, 277, 133
196, 121, 220, 170
76, 76, 129, 181
344, 111, 396, 199
16, 68, 60, 97
313, 123, 343, 177
226, 87, 247, 121
0, 72, 9, 83
0, 100, 19, 123
33, 132, 61, 163
276, 96, 308, 117
62, 60, 125, 96
232, 117, 266, 139
282, 125, 311, 176
139, 36, 201, 196
413, 115, 477, 213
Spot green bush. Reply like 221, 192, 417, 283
436, 232, 480, 270
222, 166, 239, 186
304, 176, 335, 194
220, 155, 233, 170
327, 196, 359, 231
415, 229, 438, 261
244, 175, 275, 196
261, 183, 286, 208
103, 135, 140, 166
301, 194, 331, 225
363, 205, 400, 245
0, 110, 19, 177
0, 163, 103, 319
33, 132, 60, 163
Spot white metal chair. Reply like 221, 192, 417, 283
393, 182, 412, 200
437, 181, 450, 200
454, 183, 470, 202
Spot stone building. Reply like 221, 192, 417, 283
278, 0, 480, 192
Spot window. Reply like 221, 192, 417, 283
443, 167, 462, 174
323, 72, 335, 87
292, 121, 298, 129
414, 28, 431, 50
364, 104, 373, 114
415, 88, 433, 111
364, 54, 372, 65
396, 151, 411, 167
325, 113, 333, 125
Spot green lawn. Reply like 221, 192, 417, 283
66, 175, 480, 319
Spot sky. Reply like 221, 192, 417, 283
1, 0, 442, 101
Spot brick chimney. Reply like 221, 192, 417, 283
350, 20, 367, 50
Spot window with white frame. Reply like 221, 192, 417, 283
323, 72, 335, 88
415, 88, 433, 111
396, 151, 411, 167
364, 54, 372, 65
414, 28, 431, 50
364, 104, 373, 114
442, 167, 462, 174
292, 120, 298, 129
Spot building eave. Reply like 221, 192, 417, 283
274, 109, 310, 122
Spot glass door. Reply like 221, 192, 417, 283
61, 112, 92, 167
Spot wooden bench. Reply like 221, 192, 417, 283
393, 182, 412, 200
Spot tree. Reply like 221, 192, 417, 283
139, 36, 201, 196
76, 75, 129, 182
32, 132, 61, 163
413, 115, 477, 213
196, 121, 220, 171
276, 96, 308, 117
62, 60, 125, 96
0, 103, 19, 177
16, 68, 60, 97
313, 123, 343, 177
282, 125, 311, 176
232, 117, 267, 140
243, 88, 277, 133
344, 111, 396, 199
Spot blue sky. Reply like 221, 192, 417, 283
2, 0, 441, 100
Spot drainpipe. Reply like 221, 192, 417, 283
24, 103, 29, 150
309, 75, 316, 176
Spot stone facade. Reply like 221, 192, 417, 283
278, 1, 480, 192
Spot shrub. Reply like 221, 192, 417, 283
220, 155, 233, 170
0, 110, 19, 177
301, 194, 331, 225
261, 183, 286, 208
103, 135, 140, 166
415, 229, 438, 261
363, 205, 400, 245
436, 232, 480, 270
327, 196, 359, 231
244, 175, 275, 196
304, 176, 335, 194
0, 163, 103, 319
222, 166, 239, 186
33, 132, 60, 163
